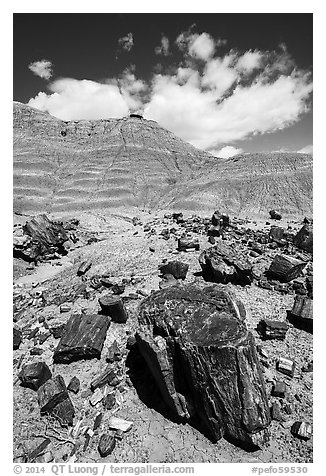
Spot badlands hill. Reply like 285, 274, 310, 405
13, 102, 312, 217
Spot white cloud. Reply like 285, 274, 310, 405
155, 36, 170, 56
28, 78, 129, 120
27, 32, 312, 152
297, 144, 313, 154
176, 31, 218, 61
118, 32, 134, 52
236, 50, 262, 73
28, 59, 53, 80
209, 146, 243, 158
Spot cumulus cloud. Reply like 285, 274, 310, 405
118, 32, 134, 52
28, 59, 53, 80
27, 30, 312, 151
297, 144, 313, 154
209, 146, 243, 158
28, 79, 129, 120
155, 36, 170, 56
176, 31, 223, 61
236, 50, 262, 73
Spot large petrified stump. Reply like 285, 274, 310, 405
199, 243, 253, 285
135, 284, 271, 449
53, 314, 110, 363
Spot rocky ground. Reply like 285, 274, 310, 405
13, 210, 313, 464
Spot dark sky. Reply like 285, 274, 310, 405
13, 13, 313, 153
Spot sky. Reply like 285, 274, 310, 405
13, 13, 313, 157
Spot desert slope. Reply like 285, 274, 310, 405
13, 102, 312, 217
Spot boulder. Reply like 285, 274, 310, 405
267, 254, 307, 282
53, 314, 110, 363
18, 362, 52, 390
199, 242, 253, 285
159, 260, 189, 280
135, 284, 270, 450
37, 375, 74, 424
291, 421, 312, 440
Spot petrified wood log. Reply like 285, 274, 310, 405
178, 238, 200, 251
257, 319, 288, 341
199, 242, 253, 285
22, 214, 68, 260
53, 314, 110, 363
267, 254, 306, 282
98, 296, 128, 323
37, 375, 68, 413
136, 284, 270, 449
287, 295, 313, 333
159, 260, 189, 280
293, 224, 313, 254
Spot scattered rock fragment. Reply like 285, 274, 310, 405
271, 381, 287, 398
99, 296, 128, 323
277, 357, 295, 377
28, 438, 51, 462
291, 421, 312, 440
257, 319, 288, 340
178, 237, 199, 252
77, 260, 92, 276
287, 295, 313, 333
270, 402, 283, 421
18, 361, 52, 390
294, 224, 313, 253
52, 397, 75, 426
269, 210, 282, 220
108, 416, 133, 432
159, 260, 189, 280
98, 433, 116, 457
13, 327, 22, 350
67, 376, 80, 394
53, 313, 110, 363
103, 393, 116, 410
89, 388, 104, 406
106, 340, 122, 363
37, 375, 75, 425
91, 366, 120, 391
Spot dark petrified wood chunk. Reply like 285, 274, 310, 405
23, 214, 68, 259
13, 328, 23, 350
277, 357, 295, 377
291, 421, 312, 440
293, 224, 313, 254
18, 361, 52, 390
269, 210, 282, 220
199, 242, 253, 285
267, 254, 307, 282
135, 284, 270, 450
98, 296, 128, 323
51, 397, 75, 426
269, 226, 284, 243
37, 375, 68, 413
77, 260, 92, 276
287, 295, 313, 333
53, 314, 110, 363
159, 260, 189, 280
90, 365, 117, 391
28, 438, 51, 462
178, 238, 200, 251
98, 433, 116, 457
257, 319, 289, 340
67, 376, 80, 394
